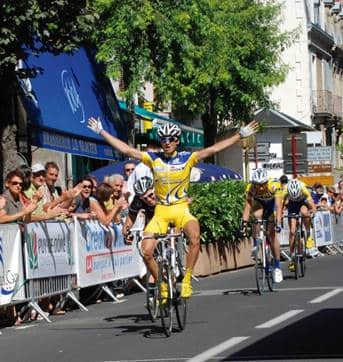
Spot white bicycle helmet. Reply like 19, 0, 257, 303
287, 179, 302, 200
133, 176, 154, 196
251, 168, 268, 184
157, 123, 181, 138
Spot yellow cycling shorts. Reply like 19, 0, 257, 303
144, 202, 197, 234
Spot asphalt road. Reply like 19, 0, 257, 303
1, 254, 342, 362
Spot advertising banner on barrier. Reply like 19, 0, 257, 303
73, 218, 145, 288
0, 224, 26, 305
24, 221, 74, 279
313, 211, 333, 247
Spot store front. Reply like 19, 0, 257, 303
118, 101, 204, 150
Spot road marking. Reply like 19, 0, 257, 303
187, 336, 249, 362
309, 288, 343, 304
15, 325, 37, 330
255, 309, 304, 329
194, 286, 343, 297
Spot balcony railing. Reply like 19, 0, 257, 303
312, 90, 333, 115
333, 94, 343, 118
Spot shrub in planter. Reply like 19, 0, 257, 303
189, 180, 246, 245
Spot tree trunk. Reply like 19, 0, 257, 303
201, 91, 218, 164
0, 70, 29, 191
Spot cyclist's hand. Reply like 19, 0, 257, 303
275, 224, 282, 233
239, 120, 259, 138
124, 230, 134, 244
87, 117, 103, 134
237, 221, 248, 238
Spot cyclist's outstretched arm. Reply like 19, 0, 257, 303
196, 120, 259, 162
88, 117, 143, 160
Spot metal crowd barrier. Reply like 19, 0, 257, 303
280, 209, 343, 258
0, 217, 147, 324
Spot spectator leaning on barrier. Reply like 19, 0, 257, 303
0, 170, 38, 224
90, 182, 126, 226
43, 161, 62, 203
105, 174, 129, 224
24, 163, 66, 221
69, 177, 96, 219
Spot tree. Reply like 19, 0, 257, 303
0, 0, 98, 187
93, 0, 293, 152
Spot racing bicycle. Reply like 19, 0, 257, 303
252, 219, 274, 295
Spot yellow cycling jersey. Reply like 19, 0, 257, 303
141, 150, 198, 205
282, 181, 312, 202
246, 178, 282, 202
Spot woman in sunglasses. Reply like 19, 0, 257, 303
69, 177, 96, 219
88, 116, 258, 299
0, 170, 38, 224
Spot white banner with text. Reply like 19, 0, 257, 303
72, 218, 145, 288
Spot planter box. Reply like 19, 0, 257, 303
193, 238, 253, 277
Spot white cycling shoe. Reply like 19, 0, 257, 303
272, 268, 283, 283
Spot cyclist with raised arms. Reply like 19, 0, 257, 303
241, 168, 284, 283
276, 179, 316, 272
88, 117, 258, 298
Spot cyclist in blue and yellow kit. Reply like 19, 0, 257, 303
88, 117, 258, 298
276, 179, 316, 271
241, 168, 284, 283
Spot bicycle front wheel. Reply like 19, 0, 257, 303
255, 242, 266, 295
175, 255, 187, 331
145, 271, 159, 323
157, 262, 173, 337
299, 237, 306, 278
266, 244, 274, 292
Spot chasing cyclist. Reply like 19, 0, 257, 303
88, 116, 258, 298
241, 168, 284, 283
122, 176, 156, 243
276, 179, 316, 272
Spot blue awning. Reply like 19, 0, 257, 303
20, 48, 127, 160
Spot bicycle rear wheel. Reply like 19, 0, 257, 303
255, 242, 266, 295
157, 262, 173, 337
175, 255, 187, 331
145, 271, 159, 322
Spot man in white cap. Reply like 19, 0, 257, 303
24, 163, 66, 220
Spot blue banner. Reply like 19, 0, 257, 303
21, 48, 127, 159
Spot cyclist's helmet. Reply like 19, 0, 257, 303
251, 168, 268, 184
157, 123, 181, 138
287, 179, 302, 200
133, 176, 153, 196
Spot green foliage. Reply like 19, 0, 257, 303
189, 180, 246, 244
0, 0, 98, 77
93, 0, 294, 141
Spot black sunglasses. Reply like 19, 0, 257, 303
160, 136, 178, 143
11, 181, 23, 186
125, 168, 135, 172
